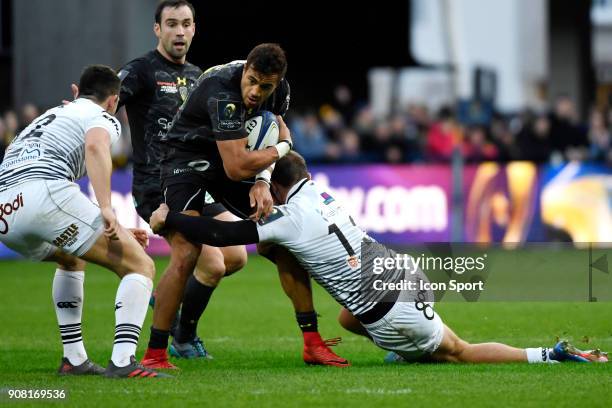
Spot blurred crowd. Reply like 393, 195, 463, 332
289, 89, 612, 166
2, 90, 612, 167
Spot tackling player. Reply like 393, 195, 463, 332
0, 65, 168, 378
150, 151, 609, 365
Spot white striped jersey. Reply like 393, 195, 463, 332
0, 98, 121, 191
257, 179, 401, 316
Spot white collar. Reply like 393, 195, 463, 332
285, 178, 310, 204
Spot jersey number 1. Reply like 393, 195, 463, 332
328, 223, 355, 256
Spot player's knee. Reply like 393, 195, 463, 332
224, 248, 247, 275
436, 334, 469, 362
57, 256, 86, 271
138, 255, 156, 280
169, 243, 201, 276
121, 252, 155, 279
194, 260, 225, 286
449, 337, 467, 356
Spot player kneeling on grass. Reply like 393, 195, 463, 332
149, 151, 608, 365
0, 65, 169, 378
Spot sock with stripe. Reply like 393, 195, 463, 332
525, 347, 555, 363
53, 269, 87, 365
111, 273, 153, 368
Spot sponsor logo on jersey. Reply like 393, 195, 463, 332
179, 86, 189, 102
217, 100, 242, 131
0, 143, 43, 171
0, 193, 24, 234
176, 76, 189, 101
157, 81, 179, 94
53, 223, 80, 248
173, 167, 192, 175
346, 254, 360, 270
187, 160, 210, 172
224, 103, 236, 119
321, 192, 335, 205
259, 207, 284, 225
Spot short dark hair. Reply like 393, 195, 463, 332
271, 151, 309, 188
155, 0, 195, 24
78, 65, 120, 102
246, 43, 287, 78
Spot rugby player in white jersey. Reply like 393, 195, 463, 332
149, 152, 608, 364
0, 65, 168, 378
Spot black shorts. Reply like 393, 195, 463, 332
162, 174, 255, 219
132, 178, 163, 223
160, 146, 255, 219
133, 176, 227, 222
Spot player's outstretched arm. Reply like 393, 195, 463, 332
84, 128, 118, 239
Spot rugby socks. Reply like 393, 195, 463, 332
148, 328, 171, 350
174, 275, 216, 343
296, 311, 319, 333
111, 273, 153, 367
525, 347, 555, 363
53, 269, 87, 366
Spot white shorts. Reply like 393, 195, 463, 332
362, 300, 445, 361
0, 180, 103, 260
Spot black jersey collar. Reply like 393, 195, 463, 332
153, 49, 186, 69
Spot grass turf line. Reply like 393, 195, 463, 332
0, 256, 610, 407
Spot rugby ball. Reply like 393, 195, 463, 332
245, 111, 279, 151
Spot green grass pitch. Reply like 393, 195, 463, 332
0, 256, 611, 407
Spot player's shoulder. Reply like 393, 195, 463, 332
200, 60, 243, 85
284, 180, 319, 213
184, 61, 203, 76
292, 180, 318, 202
122, 54, 148, 67
258, 204, 303, 237
74, 99, 120, 132
118, 51, 155, 78
293, 180, 344, 221
191, 63, 241, 102
71, 97, 103, 114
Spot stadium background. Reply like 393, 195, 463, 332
1, 0, 611, 254
0, 1, 611, 407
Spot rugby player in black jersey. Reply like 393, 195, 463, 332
65, 1, 247, 364
142, 43, 349, 369
117, 0, 246, 363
